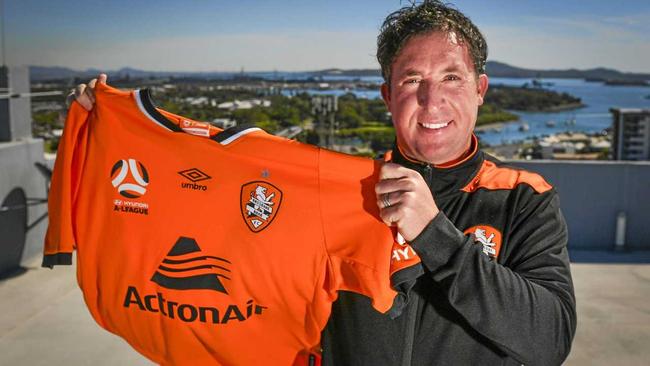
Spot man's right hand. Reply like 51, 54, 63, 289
66, 74, 107, 111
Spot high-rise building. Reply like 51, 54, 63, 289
610, 108, 650, 161
0, 65, 32, 142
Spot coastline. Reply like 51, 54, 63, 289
522, 102, 586, 113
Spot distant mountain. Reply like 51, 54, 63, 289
485, 61, 650, 82
29, 62, 650, 82
312, 68, 381, 77
29, 66, 94, 81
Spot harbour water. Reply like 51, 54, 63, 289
480, 78, 650, 145
283, 76, 650, 146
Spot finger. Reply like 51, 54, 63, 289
376, 191, 404, 210
375, 176, 414, 195
378, 192, 391, 209
378, 205, 401, 226
84, 85, 96, 104
65, 90, 77, 108
72, 84, 93, 111
86, 78, 98, 100
74, 83, 87, 98
379, 163, 417, 180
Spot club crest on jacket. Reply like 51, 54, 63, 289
464, 225, 502, 260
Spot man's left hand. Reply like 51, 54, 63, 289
375, 163, 439, 241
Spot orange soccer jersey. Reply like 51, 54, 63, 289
43, 83, 422, 365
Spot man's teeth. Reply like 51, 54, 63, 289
420, 121, 450, 129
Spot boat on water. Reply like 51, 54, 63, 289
565, 118, 576, 126
545, 120, 556, 127
518, 122, 530, 132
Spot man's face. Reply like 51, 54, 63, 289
381, 31, 488, 165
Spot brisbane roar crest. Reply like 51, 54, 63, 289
240, 181, 283, 233
464, 225, 503, 260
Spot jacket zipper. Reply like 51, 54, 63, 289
400, 294, 419, 366
400, 164, 433, 366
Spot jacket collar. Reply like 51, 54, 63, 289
389, 135, 484, 195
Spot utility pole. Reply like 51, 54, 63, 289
310, 95, 338, 148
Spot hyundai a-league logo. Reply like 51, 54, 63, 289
111, 159, 150, 198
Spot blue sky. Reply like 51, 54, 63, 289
3, 0, 650, 72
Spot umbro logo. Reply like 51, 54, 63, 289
151, 237, 230, 293
178, 168, 211, 191
179, 168, 211, 182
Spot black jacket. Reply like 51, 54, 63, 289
322, 142, 576, 366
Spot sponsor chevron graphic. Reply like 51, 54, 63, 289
151, 237, 231, 294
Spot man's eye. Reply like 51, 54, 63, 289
445, 75, 460, 81
405, 79, 420, 84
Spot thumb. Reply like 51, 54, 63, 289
97, 73, 107, 84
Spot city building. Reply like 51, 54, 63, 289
211, 118, 237, 129
610, 108, 650, 161
0, 66, 49, 275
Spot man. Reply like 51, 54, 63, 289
321, 1, 576, 365
71, 2, 575, 364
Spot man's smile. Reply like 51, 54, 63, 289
418, 120, 451, 130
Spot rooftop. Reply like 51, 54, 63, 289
0, 251, 649, 365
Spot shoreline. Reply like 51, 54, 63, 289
476, 103, 586, 131
509, 102, 586, 113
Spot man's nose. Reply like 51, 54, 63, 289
417, 81, 444, 111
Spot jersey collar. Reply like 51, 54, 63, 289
134, 88, 262, 145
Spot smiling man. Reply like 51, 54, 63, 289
69, 2, 576, 364
322, 1, 576, 365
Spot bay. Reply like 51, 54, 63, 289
480, 78, 650, 145
281, 76, 650, 146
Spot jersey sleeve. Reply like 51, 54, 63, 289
318, 149, 422, 316
42, 102, 91, 268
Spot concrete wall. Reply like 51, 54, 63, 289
0, 139, 49, 268
1, 137, 648, 269
512, 160, 650, 250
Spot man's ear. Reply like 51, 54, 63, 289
380, 83, 391, 112
477, 74, 489, 106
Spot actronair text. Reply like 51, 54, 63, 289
123, 286, 267, 324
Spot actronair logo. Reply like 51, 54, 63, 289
151, 236, 230, 293
123, 287, 267, 325
111, 159, 150, 198
123, 236, 268, 325
178, 168, 211, 191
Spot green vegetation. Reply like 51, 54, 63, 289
485, 85, 583, 112
31, 79, 582, 157
477, 104, 518, 125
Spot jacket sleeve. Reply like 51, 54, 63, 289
409, 188, 576, 365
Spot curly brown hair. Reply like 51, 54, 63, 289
377, 0, 487, 84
